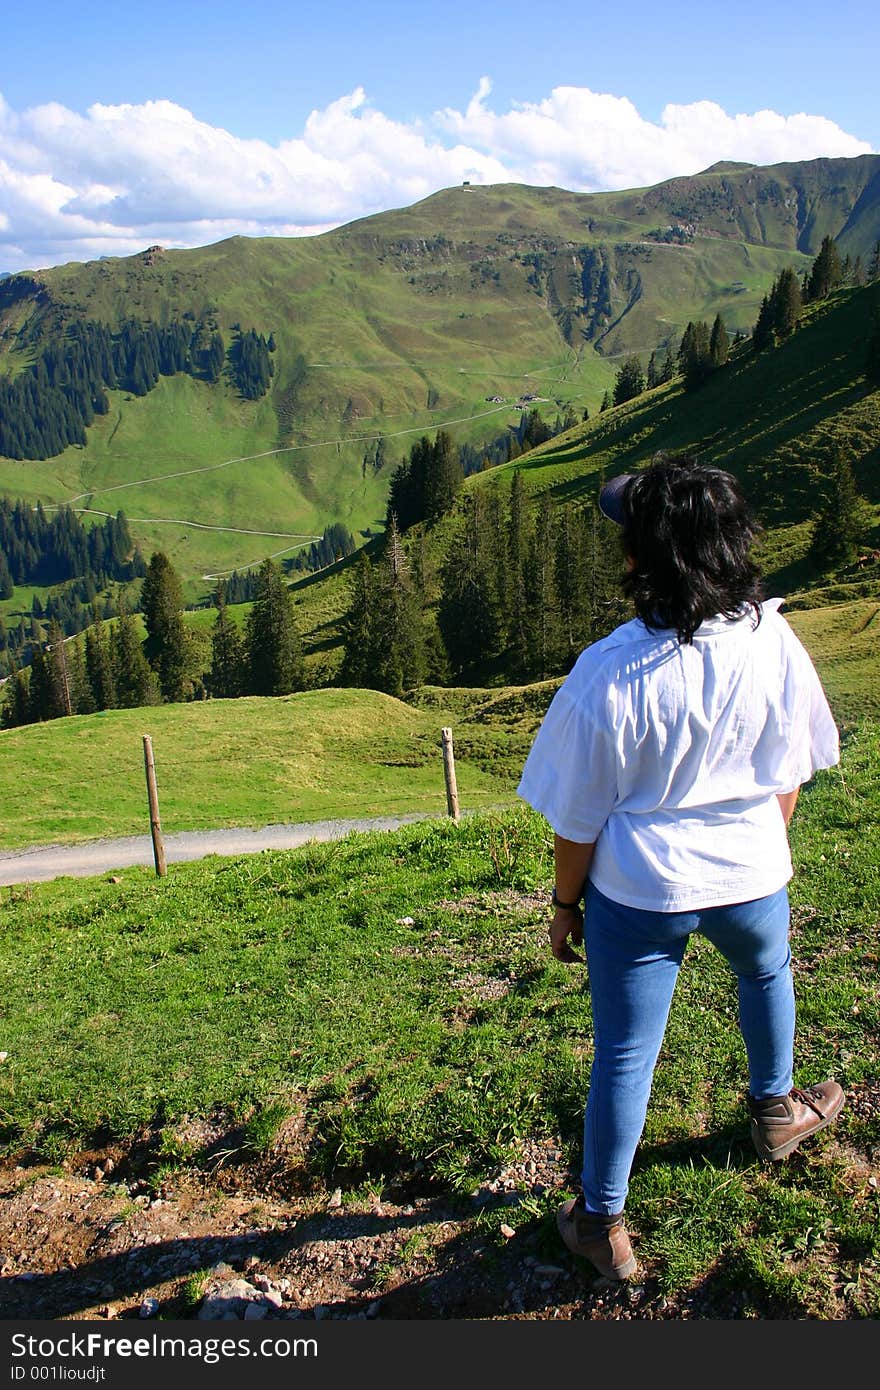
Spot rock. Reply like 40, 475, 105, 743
139, 1297, 160, 1319
263, 1289, 284, 1310
534, 1265, 564, 1276
500, 1224, 515, 1239
108, 876, 122, 884
197, 1278, 262, 1321
396, 917, 415, 926
244, 1302, 268, 1320
327, 1188, 343, 1210
366, 1301, 381, 1319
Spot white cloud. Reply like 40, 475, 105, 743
0, 81, 873, 273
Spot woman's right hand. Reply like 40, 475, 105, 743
549, 906, 585, 964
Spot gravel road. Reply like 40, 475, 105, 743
0, 814, 437, 886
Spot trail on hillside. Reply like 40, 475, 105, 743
0, 814, 439, 885
63, 403, 514, 509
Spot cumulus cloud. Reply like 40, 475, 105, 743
0, 80, 873, 273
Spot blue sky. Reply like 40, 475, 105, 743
1, 0, 877, 272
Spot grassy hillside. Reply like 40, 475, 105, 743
1, 726, 877, 1318
287, 278, 880, 690
0, 582, 875, 853
0, 685, 544, 850
1, 155, 878, 590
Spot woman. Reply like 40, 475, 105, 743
517, 455, 843, 1282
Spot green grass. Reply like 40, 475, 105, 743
0, 722, 877, 1317
1, 593, 876, 851
0, 686, 541, 850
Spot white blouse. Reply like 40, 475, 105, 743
517, 600, 840, 911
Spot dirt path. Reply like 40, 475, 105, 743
0, 814, 436, 886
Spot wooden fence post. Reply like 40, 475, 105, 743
441, 726, 460, 822
142, 734, 167, 878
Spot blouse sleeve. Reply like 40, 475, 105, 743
516, 683, 619, 843
777, 620, 840, 790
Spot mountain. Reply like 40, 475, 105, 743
0, 153, 879, 594
289, 275, 880, 707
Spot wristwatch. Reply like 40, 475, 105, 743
551, 887, 583, 910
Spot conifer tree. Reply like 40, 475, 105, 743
772, 268, 802, 338
245, 559, 304, 696
866, 307, 880, 388
709, 314, 729, 367
27, 643, 65, 722
680, 320, 712, 390
339, 551, 377, 689
523, 498, 564, 678
113, 602, 160, 708
1, 668, 30, 729
612, 356, 646, 406
437, 493, 503, 677
806, 236, 843, 302
809, 448, 868, 569
554, 503, 590, 666
141, 551, 189, 701
85, 620, 117, 710
505, 471, 531, 678
209, 590, 247, 698
368, 516, 425, 697
46, 619, 73, 717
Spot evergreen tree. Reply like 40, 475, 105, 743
866, 308, 880, 388
523, 498, 564, 678
809, 448, 868, 569
368, 516, 425, 697
868, 241, 880, 283
339, 551, 378, 689
772, 268, 802, 338
85, 621, 117, 710
600, 390, 612, 412
1, 668, 31, 729
141, 551, 189, 701
709, 314, 729, 367
245, 559, 304, 696
752, 294, 775, 352
505, 471, 531, 678
27, 643, 65, 721
806, 236, 843, 302
209, 591, 247, 697
554, 502, 590, 668
437, 493, 504, 677
680, 320, 712, 390
612, 356, 646, 406
46, 619, 73, 717
113, 603, 160, 708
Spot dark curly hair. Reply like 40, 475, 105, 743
620, 455, 764, 644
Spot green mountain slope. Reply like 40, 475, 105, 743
290, 278, 880, 704
1, 156, 878, 591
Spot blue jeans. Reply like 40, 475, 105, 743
581, 882, 795, 1214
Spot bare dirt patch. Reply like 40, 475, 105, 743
0, 1135, 680, 1323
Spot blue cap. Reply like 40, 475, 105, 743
598, 473, 634, 525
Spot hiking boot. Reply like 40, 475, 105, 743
556, 1196, 638, 1280
748, 1080, 845, 1161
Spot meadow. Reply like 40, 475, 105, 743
0, 720, 877, 1318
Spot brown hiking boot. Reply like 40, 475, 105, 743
556, 1196, 638, 1280
749, 1080, 845, 1161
